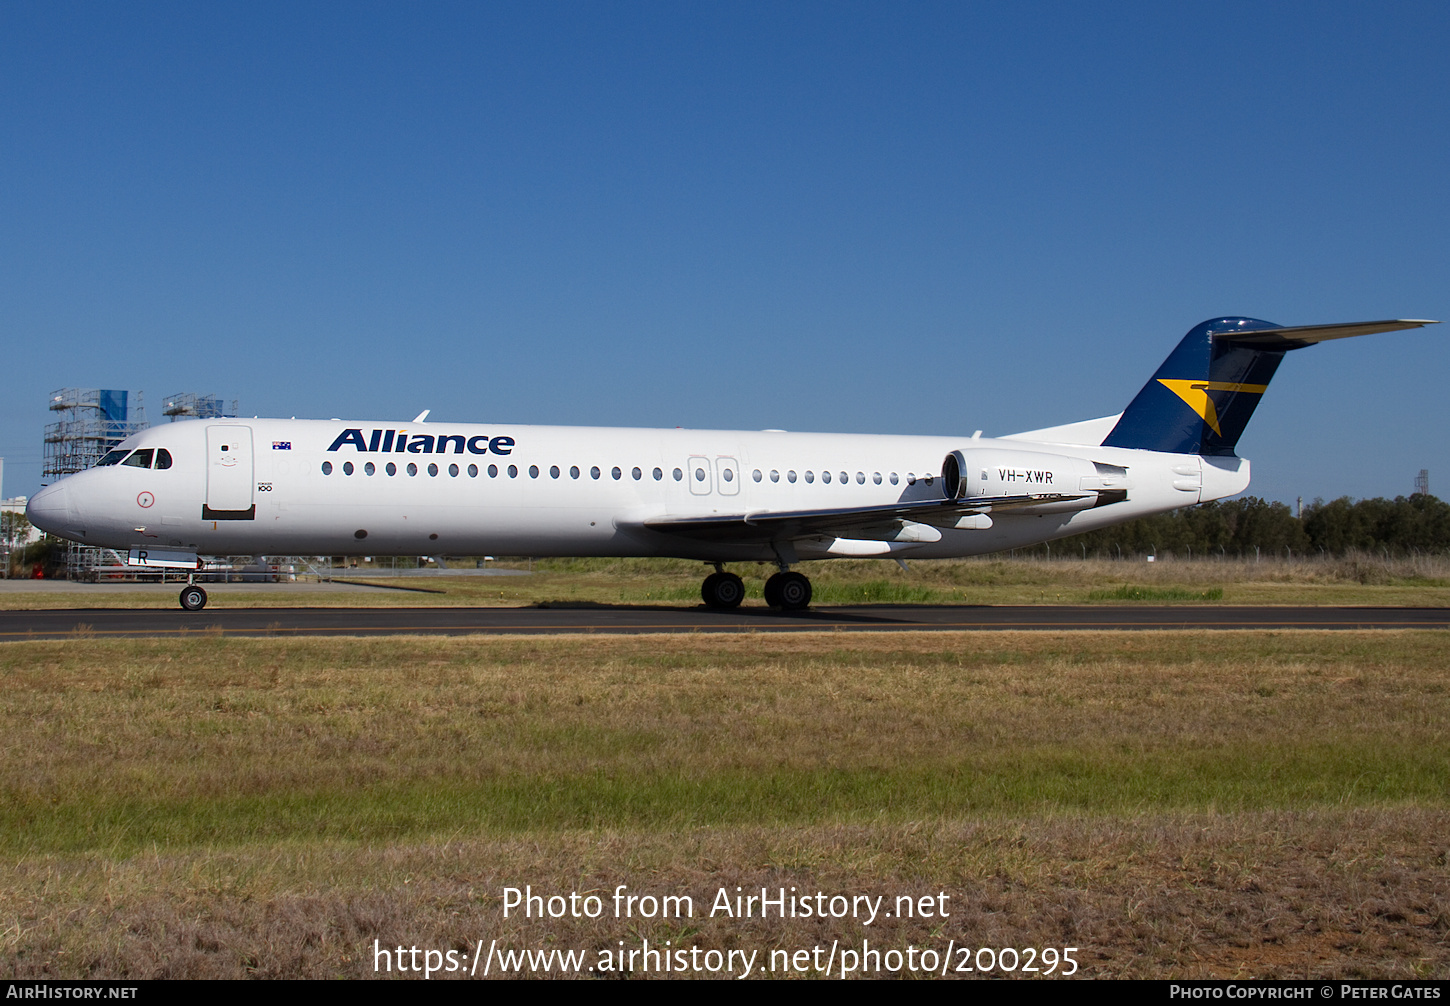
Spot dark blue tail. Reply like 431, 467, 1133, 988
1101, 316, 1436, 456
1101, 317, 1284, 456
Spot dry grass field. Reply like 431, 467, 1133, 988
2, 630, 1448, 979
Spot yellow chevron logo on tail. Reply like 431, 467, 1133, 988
1157, 379, 1269, 436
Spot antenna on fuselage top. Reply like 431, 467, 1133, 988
413, 410, 430, 424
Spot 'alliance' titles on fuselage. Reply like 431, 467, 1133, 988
325, 428, 516, 456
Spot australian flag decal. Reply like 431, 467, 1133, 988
272, 441, 292, 450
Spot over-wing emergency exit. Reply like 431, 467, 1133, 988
27, 317, 1437, 610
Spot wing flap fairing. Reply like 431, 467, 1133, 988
640, 492, 1095, 544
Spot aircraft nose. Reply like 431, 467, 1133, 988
26, 482, 73, 536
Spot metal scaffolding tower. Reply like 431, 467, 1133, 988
1415, 469, 1430, 497
43, 388, 149, 578
44, 389, 148, 476
162, 393, 237, 421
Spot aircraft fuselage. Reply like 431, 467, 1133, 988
26, 418, 1244, 561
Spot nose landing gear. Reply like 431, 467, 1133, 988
179, 584, 208, 611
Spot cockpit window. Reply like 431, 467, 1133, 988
96, 450, 129, 467
155, 449, 173, 470
122, 449, 154, 469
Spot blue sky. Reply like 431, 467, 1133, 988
3, 2, 1446, 505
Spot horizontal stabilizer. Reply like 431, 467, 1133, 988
1213, 319, 1437, 349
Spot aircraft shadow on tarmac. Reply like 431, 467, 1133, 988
529, 601, 917, 623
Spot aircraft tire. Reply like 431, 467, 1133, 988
179, 585, 208, 611
701, 571, 745, 609
763, 573, 784, 608
774, 572, 811, 611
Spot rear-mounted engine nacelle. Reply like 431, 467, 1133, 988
941, 449, 1130, 513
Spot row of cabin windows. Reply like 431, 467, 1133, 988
752, 469, 918, 486
318, 460, 925, 486
90, 447, 929, 488
95, 448, 174, 470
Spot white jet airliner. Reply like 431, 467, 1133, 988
27, 316, 1436, 611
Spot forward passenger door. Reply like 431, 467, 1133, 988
204, 425, 255, 519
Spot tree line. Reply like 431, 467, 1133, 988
1016, 494, 1450, 559
7, 493, 1450, 573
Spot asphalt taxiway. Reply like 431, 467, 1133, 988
1, 604, 1447, 640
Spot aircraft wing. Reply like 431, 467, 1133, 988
640, 492, 1093, 544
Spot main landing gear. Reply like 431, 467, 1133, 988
700, 565, 813, 611
700, 570, 745, 609
763, 571, 811, 610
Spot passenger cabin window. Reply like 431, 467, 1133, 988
123, 449, 154, 469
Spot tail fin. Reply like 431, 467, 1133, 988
1101, 317, 1437, 456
